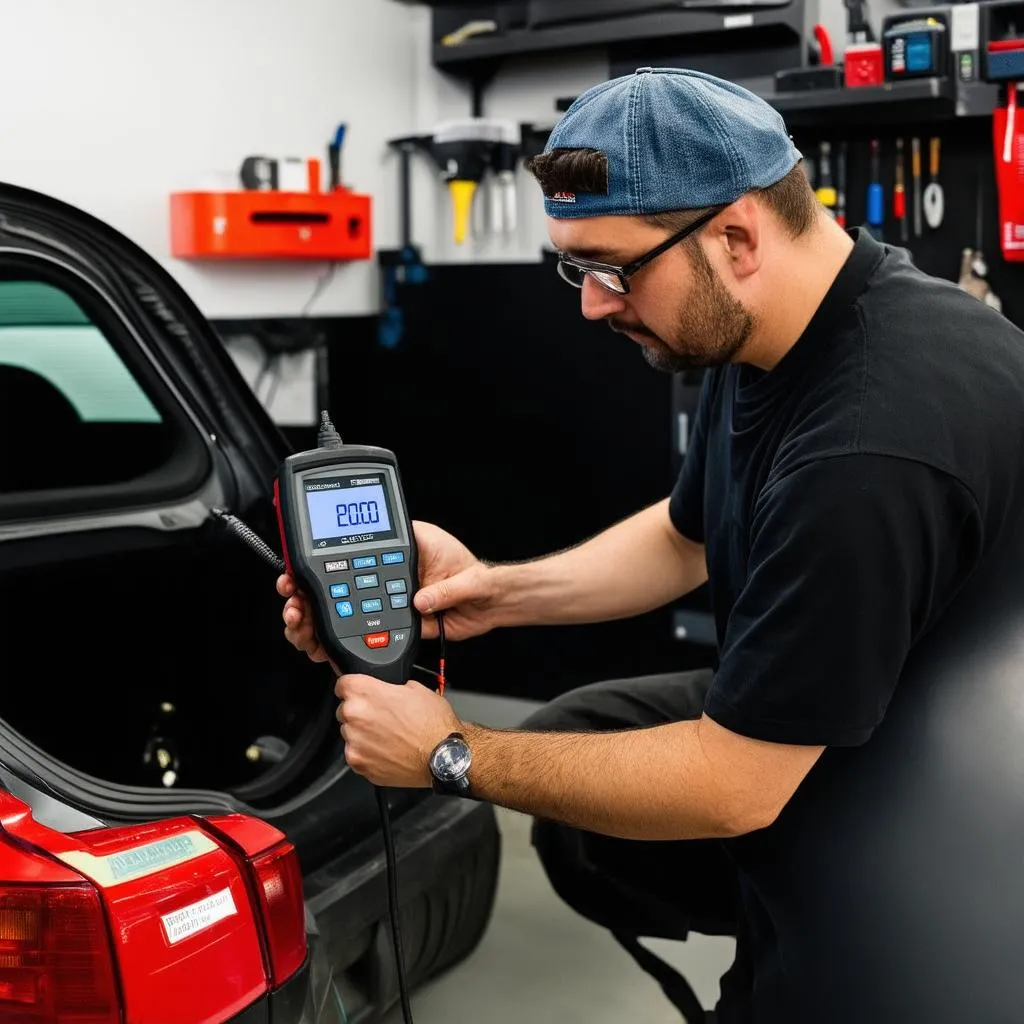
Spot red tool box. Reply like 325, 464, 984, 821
170, 188, 372, 260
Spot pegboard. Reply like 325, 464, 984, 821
791, 114, 1024, 326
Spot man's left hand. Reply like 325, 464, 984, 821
335, 674, 462, 787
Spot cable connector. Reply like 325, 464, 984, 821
317, 409, 344, 449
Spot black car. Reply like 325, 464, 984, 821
0, 182, 501, 1022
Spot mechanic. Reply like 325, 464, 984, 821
277, 68, 1024, 1022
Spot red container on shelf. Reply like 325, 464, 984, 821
844, 43, 885, 87
170, 188, 372, 260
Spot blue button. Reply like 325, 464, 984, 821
330, 583, 350, 599
352, 556, 378, 569
385, 578, 407, 595
354, 573, 379, 589
389, 594, 409, 610
381, 551, 405, 565
361, 598, 383, 613
335, 601, 354, 618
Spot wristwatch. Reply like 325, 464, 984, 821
428, 732, 473, 797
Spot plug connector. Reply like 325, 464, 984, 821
317, 409, 344, 449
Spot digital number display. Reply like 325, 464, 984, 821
304, 474, 398, 547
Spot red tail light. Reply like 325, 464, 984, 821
0, 884, 119, 1024
250, 842, 306, 987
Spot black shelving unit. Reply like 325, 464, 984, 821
556, 78, 1001, 131
434, 6, 810, 71
768, 77, 1000, 127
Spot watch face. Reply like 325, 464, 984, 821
431, 738, 472, 782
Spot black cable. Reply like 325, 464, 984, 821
262, 356, 283, 413
377, 787, 415, 1023
302, 262, 339, 317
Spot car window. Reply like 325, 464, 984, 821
0, 279, 174, 494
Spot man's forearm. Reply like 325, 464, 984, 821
487, 498, 707, 628
459, 718, 740, 841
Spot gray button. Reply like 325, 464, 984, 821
354, 573, 379, 589
385, 578, 407, 595
389, 594, 409, 610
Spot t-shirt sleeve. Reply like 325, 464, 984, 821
669, 373, 714, 544
705, 454, 983, 747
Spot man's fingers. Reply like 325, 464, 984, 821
276, 574, 296, 598
335, 674, 371, 700
419, 615, 439, 641
414, 571, 472, 615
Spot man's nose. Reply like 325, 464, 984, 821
579, 275, 627, 321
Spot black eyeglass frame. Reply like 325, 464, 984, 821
555, 205, 726, 295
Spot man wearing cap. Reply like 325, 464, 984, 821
278, 68, 1024, 1021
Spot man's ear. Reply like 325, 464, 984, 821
717, 196, 762, 279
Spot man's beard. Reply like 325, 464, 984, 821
609, 245, 755, 373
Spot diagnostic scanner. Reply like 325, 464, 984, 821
273, 412, 420, 685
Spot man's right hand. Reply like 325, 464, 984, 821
277, 520, 500, 664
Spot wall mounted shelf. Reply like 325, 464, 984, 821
170, 189, 372, 261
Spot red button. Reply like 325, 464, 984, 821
364, 631, 390, 649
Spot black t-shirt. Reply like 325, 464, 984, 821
669, 228, 1024, 1021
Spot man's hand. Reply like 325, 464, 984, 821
277, 520, 501, 667
277, 574, 329, 664
335, 674, 462, 787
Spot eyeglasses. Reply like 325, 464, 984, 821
555, 205, 725, 295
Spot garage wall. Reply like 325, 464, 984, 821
0, 0, 897, 320
0, 0, 421, 319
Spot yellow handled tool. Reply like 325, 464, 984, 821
911, 137, 923, 237
924, 136, 944, 229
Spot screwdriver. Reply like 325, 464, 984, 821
815, 141, 838, 218
911, 137, 923, 237
836, 141, 847, 228
866, 138, 884, 240
895, 138, 908, 242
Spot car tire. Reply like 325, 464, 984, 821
367, 805, 502, 1019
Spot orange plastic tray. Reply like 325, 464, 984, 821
170, 189, 372, 260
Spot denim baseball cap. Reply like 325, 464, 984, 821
541, 67, 802, 220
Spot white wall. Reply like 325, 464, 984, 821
0, 0, 421, 319
0, 0, 900, 320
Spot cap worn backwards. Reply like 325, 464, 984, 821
541, 67, 802, 220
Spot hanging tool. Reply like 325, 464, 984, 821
911, 137, 923, 237
489, 121, 522, 239
924, 136, 945, 229
836, 141, 848, 228
815, 141, 838, 218
327, 124, 346, 191
378, 136, 430, 350
895, 137, 909, 242
994, 82, 1024, 261
958, 176, 1002, 312
431, 118, 516, 245
866, 138, 885, 240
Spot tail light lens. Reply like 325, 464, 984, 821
0, 884, 119, 1024
250, 841, 306, 987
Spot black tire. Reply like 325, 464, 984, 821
364, 803, 502, 1020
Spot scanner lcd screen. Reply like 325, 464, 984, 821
304, 474, 398, 547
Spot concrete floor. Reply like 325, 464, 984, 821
384, 693, 737, 1023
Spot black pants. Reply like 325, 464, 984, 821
521, 670, 751, 1021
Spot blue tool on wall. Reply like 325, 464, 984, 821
378, 136, 430, 350
328, 123, 346, 190
866, 138, 885, 240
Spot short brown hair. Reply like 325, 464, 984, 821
524, 149, 818, 238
